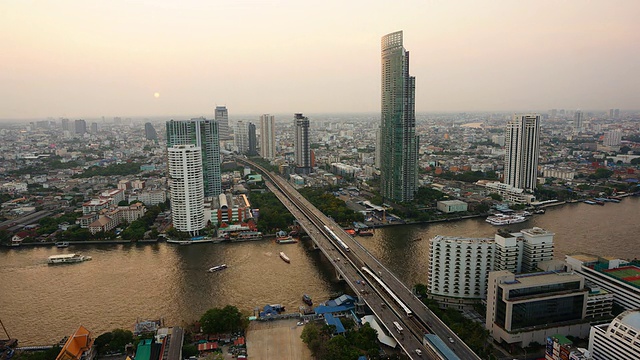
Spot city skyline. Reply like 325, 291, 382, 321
2, 1, 639, 119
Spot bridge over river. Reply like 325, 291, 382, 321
238, 158, 480, 360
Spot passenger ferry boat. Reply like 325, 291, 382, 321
485, 214, 527, 226
48, 253, 92, 265
207, 264, 227, 273
279, 252, 290, 263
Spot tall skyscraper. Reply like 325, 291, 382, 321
75, 119, 87, 135
573, 110, 583, 134
166, 118, 222, 197
260, 114, 276, 160
379, 30, 418, 202
215, 106, 230, 141
294, 113, 311, 174
144, 122, 158, 141
248, 122, 257, 156
234, 120, 249, 154
504, 114, 540, 191
167, 144, 205, 235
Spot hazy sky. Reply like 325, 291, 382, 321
2, 0, 639, 119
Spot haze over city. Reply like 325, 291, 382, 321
2, 0, 639, 120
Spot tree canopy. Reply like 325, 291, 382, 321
200, 305, 246, 334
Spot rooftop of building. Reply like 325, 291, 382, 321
500, 270, 584, 288
569, 253, 640, 289
430, 235, 494, 244
520, 227, 555, 237
618, 309, 640, 330
602, 265, 640, 287
548, 334, 573, 345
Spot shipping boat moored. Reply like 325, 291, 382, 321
302, 294, 313, 306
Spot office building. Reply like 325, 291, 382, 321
167, 144, 205, 235
294, 113, 311, 174
75, 119, 87, 135
486, 270, 591, 347
379, 30, 418, 202
504, 114, 540, 191
234, 120, 249, 154
166, 118, 222, 197
144, 122, 158, 141
565, 254, 640, 310
248, 122, 257, 156
589, 309, 640, 360
61, 118, 70, 131
603, 130, 622, 147
215, 106, 231, 141
428, 228, 555, 309
574, 110, 583, 134
90, 122, 98, 134
260, 114, 276, 160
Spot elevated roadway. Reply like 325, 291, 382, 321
240, 158, 480, 360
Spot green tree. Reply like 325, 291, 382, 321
200, 305, 245, 334
182, 344, 198, 358
596, 168, 614, 179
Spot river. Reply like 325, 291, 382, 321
1, 197, 638, 344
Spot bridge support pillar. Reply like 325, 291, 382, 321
355, 296, 367, 315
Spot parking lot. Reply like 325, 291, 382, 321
245, 319, 311, 360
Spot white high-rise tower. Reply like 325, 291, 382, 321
504, 114, 540, 191
168, 144, 205, 236
234, 121, 249, 154
260, 114, 276, 160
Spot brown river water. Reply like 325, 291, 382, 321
1, 197, 638, 344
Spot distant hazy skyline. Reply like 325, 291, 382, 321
2, 0, 639, 119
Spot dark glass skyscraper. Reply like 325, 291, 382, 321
144, 122, 158, 141
248, 122, 257, 156
379, 31, 418, 202
166, 118, 222, 197
294, 113, 311, 174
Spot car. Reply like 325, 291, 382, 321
415, 349, 422, 356
297, 321, 304, 326
448, 337, 454, 343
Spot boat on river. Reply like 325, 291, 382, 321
302, 294, 313, 306
279, 252, 290, 263
485, 214, 527, 226
276, 235, 298, 244
207, 264, 227, 273
48, 253, 92, 265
